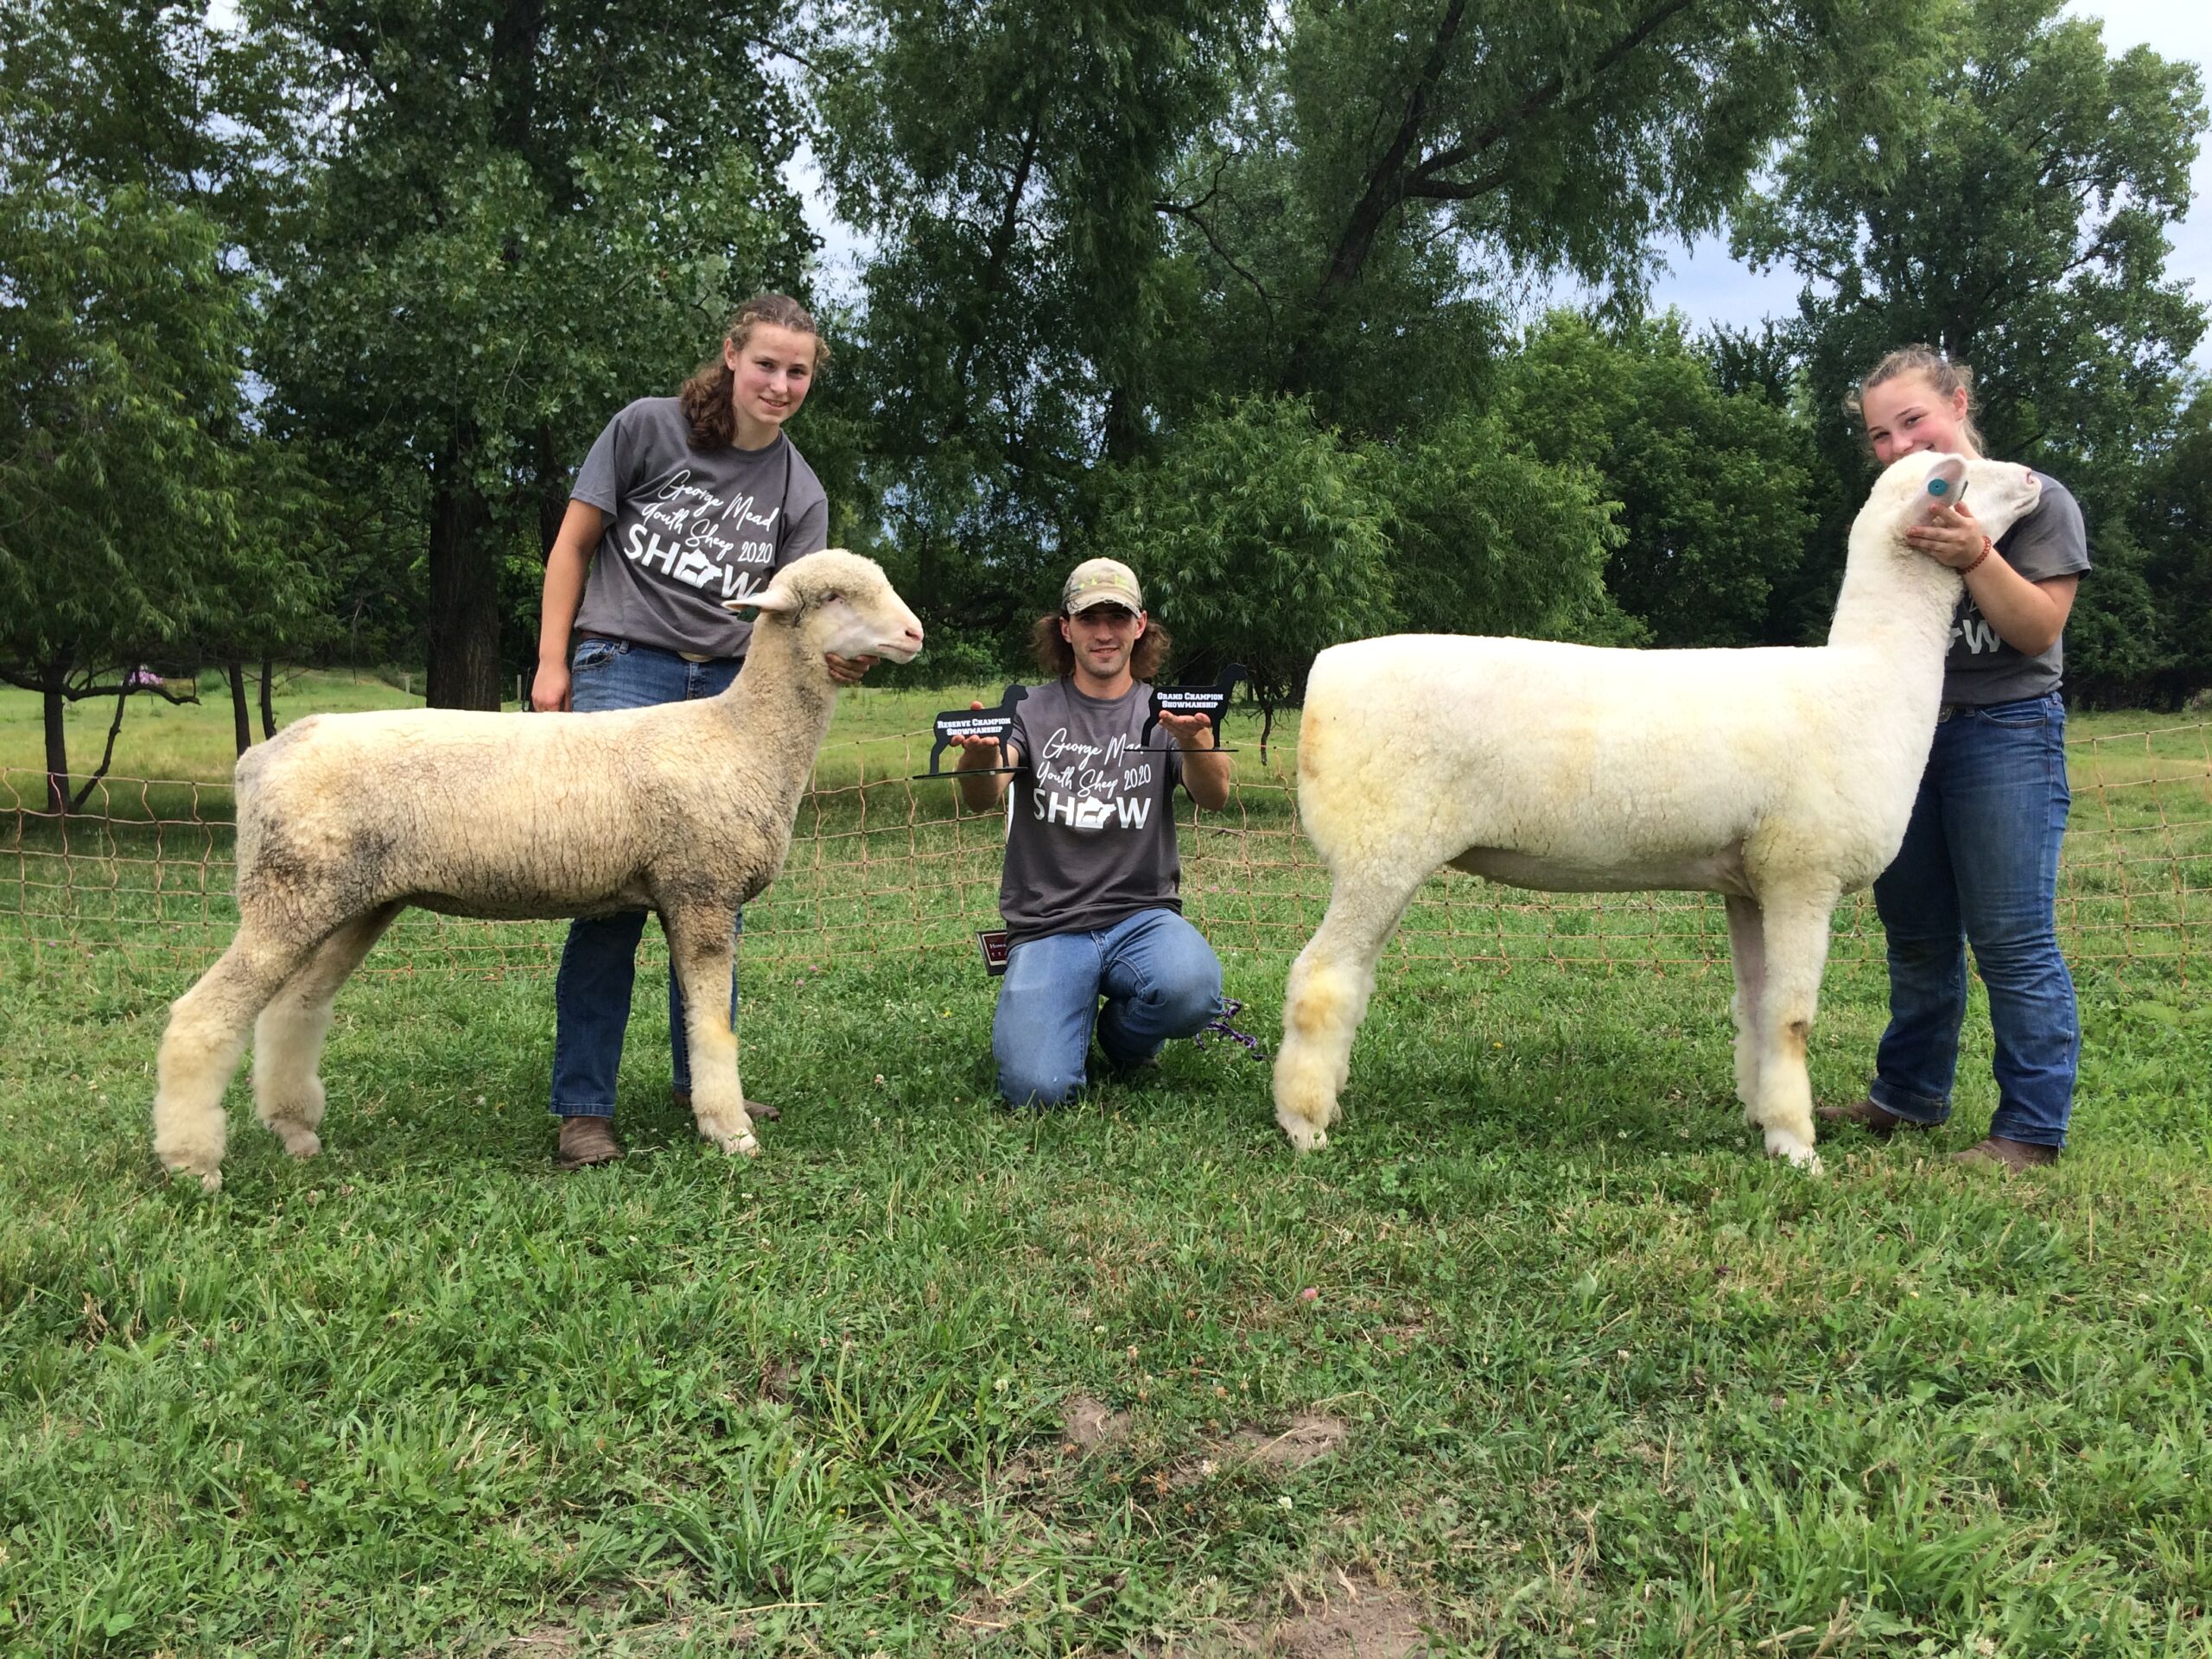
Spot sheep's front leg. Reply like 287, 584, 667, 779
155, 922, 320, 1191
1744, 886, 1838, 1174
1274, 867, 1424, 1151
663, 906, 756, 1159
1723, 894, 1765, 1126
252, 903, 402, 1159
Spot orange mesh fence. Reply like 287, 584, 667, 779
3, 721, 2207, 984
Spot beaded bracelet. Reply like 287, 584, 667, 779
1961, 536, 1995, 576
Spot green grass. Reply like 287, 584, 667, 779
3, 679, 2210, 1654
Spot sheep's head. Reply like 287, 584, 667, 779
726, 550, 926, 664
1862, 450, 2044, 550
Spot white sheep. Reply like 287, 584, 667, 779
1273, 452, 2044, 1171
153, 550, 924, 1191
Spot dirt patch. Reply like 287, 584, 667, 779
1260, 1584, 1433, 1657
759, 1357, 799, 1402
1227, 1412, 1349, 1472
1062, 1392, 1135, 1451
1167, 1413, 1351, 1491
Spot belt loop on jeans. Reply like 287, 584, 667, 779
1936, 702, 1960, 721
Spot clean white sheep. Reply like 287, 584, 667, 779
1273, 452, 2045, 1171
153, 550, 924, 1191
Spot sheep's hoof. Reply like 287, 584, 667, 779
270, 1124, 321, 1159
1763, 1128, 1823, 1176
1277, 1114, 1330, 1153
165, 1161, 223, 1194
700, 1122, 760, 1159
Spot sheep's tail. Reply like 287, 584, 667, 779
1293, 647, 1364, 868
228, 713, 328, 889
230, 751, 265, 891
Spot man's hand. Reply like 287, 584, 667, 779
953, 700, 1016, 812
1156, 709, 1216, 749
531, 660, 571, 712
825, 652, 880, 687
950, 701, 1010, 765
1162, 707, 1232, 810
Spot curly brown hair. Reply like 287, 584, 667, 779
1030, 612, 1173, 683
677, 294, 828, 450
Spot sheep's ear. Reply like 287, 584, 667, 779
1921, 456, 1968, 518
724, 588, 798, 616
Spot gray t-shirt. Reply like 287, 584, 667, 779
570, 396, 829, 659
1001, 679, 1187, 946
1944, 471, 2089, 704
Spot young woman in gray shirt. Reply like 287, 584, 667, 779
531, 295, 872, 1168
1819, 346, 2090, 1170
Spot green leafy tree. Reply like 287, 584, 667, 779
1155, 0, 1934, 423
1499, 314, 1816, 647
0, 2, 291, 809
1737, 0, 2208, 670
1383, 407, 1635, 646
810, 0, 1263, 651
194, 440, 338, 753
240, 0, 817, 708
1740, 0, 2205, 467
0, 186, 244, 809
1098, 397, 1397, 758
2126, 386, 2212, 705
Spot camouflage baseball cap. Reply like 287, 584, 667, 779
1061, 557, 1144, 615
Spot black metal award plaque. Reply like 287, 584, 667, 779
1138, 663, 1246, 750
913, 683, 1029, 780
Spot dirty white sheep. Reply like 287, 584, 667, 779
1273, 452, 2044, 1172
153, 550, 924, 1190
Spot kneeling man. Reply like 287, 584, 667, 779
954, 558, 1231, 1106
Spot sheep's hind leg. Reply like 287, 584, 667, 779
252, 903, 403, 1159
154, 923, 321, 1192
1274, 864, 1426, 1152
1724, 894, 1766, 1126
663, 906, 756, 1159
1744, 886, 1837, 1173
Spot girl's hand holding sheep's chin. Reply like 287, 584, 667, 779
825, 653, 879, 687
1905, 501, 1993, 571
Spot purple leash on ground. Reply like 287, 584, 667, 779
1194, 997, 1268, 1059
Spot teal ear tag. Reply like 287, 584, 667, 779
732, 605, 762, 623
1927, 477, 1951, 499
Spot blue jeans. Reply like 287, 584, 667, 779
1869, 693, 2079, 1147
550, 639, 742, 1119
991, 908, 1224, 1107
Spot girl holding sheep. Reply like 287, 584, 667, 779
531, 295, 872, 1170
1820, 346, 2089, 1170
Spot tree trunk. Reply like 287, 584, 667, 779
258, 656, 279, 738
1260, 698, 1275, 766
71, 683, 133, 812
226, 659, 252, 756
425, 448, 504, 709
41, 672, 69, 816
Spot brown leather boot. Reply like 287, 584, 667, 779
671, 1088, 779, 1122
555, 1116, 623, 1169
1813, 1098, 1925, 1138
1951, 1135, 2059, 1172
